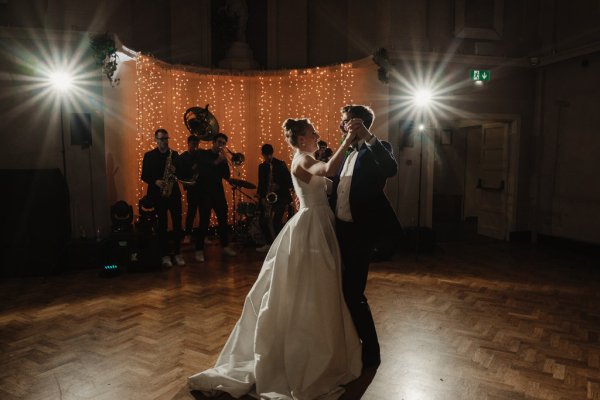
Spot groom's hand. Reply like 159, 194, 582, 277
347, 118, 373, 141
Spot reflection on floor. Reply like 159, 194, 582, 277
1, 238, 599, 400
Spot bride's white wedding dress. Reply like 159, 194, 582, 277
188, 151, 362, 399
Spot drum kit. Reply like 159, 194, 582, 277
228, 178, 264, 244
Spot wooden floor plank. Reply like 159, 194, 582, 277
1, 240, 600, 399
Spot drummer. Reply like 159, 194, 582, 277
256, 143, 294, 252
192, 133, 237, 262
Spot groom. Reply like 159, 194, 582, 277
331, 104, 399, 368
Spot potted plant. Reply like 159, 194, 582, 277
90, 33, 119, 86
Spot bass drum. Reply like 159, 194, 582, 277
236, 201, 258, 217
246, 215, 266, 245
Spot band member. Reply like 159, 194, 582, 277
256, 143, 293, 252
315, 140, 333, 162
180, 135, 201, 243
141, 128, 185, 268
193, 133, 237, 261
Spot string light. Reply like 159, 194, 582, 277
135, 56, 356, 222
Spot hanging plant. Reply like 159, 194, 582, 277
372, 47, 391, 84
90, 33, 120, 86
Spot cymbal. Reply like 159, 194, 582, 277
229, 178, 256, 189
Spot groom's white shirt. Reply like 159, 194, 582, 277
335, 135, 377, 222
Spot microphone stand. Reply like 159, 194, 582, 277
416, 127, 424, 261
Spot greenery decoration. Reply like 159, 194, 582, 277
90, 33, 120, 86
372, 47, 391, 84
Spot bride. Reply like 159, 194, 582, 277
188, 118, 361, 399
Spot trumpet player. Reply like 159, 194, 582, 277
256, 143, 293, 252
192, 133, 237, 261
141, 128, 185, 268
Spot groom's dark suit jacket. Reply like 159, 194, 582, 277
330, 139, 401, 237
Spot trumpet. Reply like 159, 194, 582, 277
220, 145, 245, 167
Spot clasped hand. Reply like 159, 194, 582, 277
343, 118, 371, 141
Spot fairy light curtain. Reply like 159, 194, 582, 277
135, 55, 356, 222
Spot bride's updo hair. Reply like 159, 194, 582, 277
282, 118, 312, 148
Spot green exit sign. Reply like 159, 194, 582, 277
470, 69, 491, 81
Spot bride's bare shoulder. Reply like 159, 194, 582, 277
292, 154, 314, 184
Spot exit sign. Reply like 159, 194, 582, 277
470, 69, 491, 81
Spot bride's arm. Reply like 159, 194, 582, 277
296, 132, 355, 177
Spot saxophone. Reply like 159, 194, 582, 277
161, 150, 176, 197
266, 161, 278, 204
263, 161, 276, 240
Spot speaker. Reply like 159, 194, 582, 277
70, 112, 92, 148
0, 169, 70, 276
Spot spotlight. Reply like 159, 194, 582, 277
413, 89, 432, 107
49, 71, 72, 91
418, 124, 425, 131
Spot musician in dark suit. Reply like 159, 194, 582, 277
141, 128, 185, 268
193, 133, 237, 262
256, 144, 293, 251
330, 105, 401, 368
180, 135, 200, 243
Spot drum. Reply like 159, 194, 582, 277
236, 202, 258, 216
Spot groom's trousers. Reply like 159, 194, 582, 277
336, 219, 380, 366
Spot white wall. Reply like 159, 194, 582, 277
534, 53, 600, 244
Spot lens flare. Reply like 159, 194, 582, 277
414, 89, 432, 107
49, 71, 73, 91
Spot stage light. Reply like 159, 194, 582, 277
49, 71, 73, 91
100, 264, 121, 278
413, 89, 432, 107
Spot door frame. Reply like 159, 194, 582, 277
453, 114, 521, 239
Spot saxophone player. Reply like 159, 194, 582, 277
141, 128, 185, 268
256, 143, 293, 252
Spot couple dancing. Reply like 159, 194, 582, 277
189, 105, 399, 399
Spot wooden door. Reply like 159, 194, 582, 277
477, 123, 509, 240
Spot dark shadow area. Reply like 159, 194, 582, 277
0, 169, 70, 278
0, 243, 265, 314
379, 238, 600, 295
190, 391, 254, 399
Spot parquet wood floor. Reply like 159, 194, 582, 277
1, 240, 599, 400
